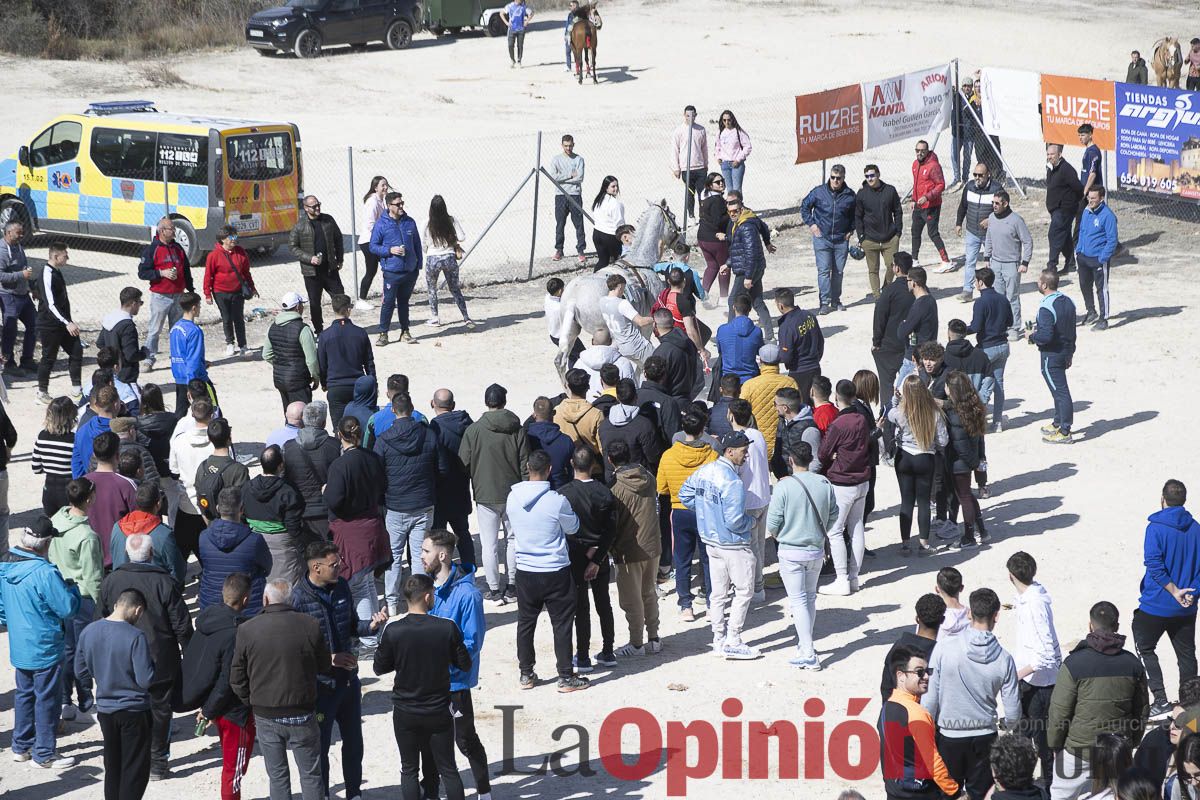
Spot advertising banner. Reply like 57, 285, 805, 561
862, 64, 952, 149
978, 68, 1043, 142
1041, 74, 1116, 150
794, 84, 864, 164
1114, 82, 1200, 199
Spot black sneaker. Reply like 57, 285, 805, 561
817, 305, 833, 316
1092, 318, 1108, 331
594, 650, 618, 668
1079, 311, 1097, 326
519, 672, 539, 690
483, 590, 506, 605
557, 675, 591, 693
1149, 700, 1174, 719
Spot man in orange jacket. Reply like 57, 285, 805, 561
878, 645, 961, 799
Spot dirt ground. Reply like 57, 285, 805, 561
0, 1, 1197, 798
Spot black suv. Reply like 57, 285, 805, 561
246, 0, 421, 58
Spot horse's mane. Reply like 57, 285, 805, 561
573, 4, 593, 19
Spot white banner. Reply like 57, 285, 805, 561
978, 67, 1043, 141
862, 63, 953, 149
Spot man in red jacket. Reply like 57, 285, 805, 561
137, 218, 193, 371
911, 141, 952, 271
817, 379, 871, 597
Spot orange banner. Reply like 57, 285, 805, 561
795, 84, 864, 164
1041, 74, 1116, 150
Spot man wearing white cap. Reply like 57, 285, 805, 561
263, 292, 320, 411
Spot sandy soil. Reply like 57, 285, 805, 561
0, 1, 1197, 797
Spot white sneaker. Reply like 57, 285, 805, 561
934, 262, 956, 274
819, 579, 852, 596
722, 641, 762, 660
225, 344, 236, 356
60, 704, 77, 721
788, 653, 823, 670
645, 639, 662, 654
711, 636, 726, 654
33, 754, 75, 769
354, 299, 374, 311
12, 750, 30, 762
614, 643, 645, 657
427, 317, 441, 326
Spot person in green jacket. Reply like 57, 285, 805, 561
767, 441, 838, 670
49, 477, 104, 717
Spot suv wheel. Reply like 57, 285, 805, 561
386, 19, 412, 50
293, 28, 322, 58
485, 12, 505, 37
171, 217, 201, 265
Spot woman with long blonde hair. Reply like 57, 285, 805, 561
887, 375, 947, 554
944, 371, 989, 548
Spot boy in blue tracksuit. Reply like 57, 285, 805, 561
1028, 270, 1077, 444
1074, 185, 1119, 330
369, 192, 422, 345
169, 292, 212, 415
423, 528, 490, 797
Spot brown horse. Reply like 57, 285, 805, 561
1152, 36, 1182, 88
570, 4, 601, 85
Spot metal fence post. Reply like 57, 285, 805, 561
528, 131, 542, 280
347, 145, 359, 294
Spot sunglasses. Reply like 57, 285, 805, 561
830, 175, 845, 181
903, 668, 935, 678
864, 173, 878, 179
390, 201, 405, 207
305, 203, 321, 209
713, 179, 725, 184
973, 172, 987, 177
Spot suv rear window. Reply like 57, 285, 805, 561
226, 132, 293, 181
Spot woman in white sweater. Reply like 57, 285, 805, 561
591, 175, 625, 272
356, 175, 390, 309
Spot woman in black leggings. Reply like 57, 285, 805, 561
887, 375, 947, 555
944, 371, 989, 548
591, 175, 625, 271
357, 175, 390, 307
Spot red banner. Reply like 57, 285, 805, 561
795, 84, 864, 164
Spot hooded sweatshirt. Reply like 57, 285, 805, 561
657, 440, 717, 509
554, 397, 604, 455
599, 403, 662, 483
526, 420, 574, 490
99, 309, 146, 386
459, 409, 529, 506
577, 345, 634, 400
1013, 582, 1062, 687
610, 464, 661, 563
939, 605, 970, 641
430, 409, 474, 513
178, 602, 249, 727
1139, 505, 1200, 618
110, 511, 185, 586
48, 508, 103, 602
342, 375, 379, 433
242, 474, 306, 584
198, 519, 272, 616
505, 480, 578, 573
922, 626, 1020, 738
169, 421, 214, 515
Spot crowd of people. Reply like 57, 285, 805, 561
0, 87, 1177, 800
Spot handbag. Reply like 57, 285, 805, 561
219, 248, 255, 300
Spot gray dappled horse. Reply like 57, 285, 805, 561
553, 200, 680, 379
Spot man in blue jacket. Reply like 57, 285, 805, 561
369, 192, 423, 346
1133, 479, 1200, 719
715, 294, 764, 384
680, 431, 759, 661
966, 267, 1013, 430
1074, 186, 1119, 332
801, 164, 856, 315
197, 488, 271, 617
422, 528, 491, 799
0, 521, 82, 768
1028, 270, 1077, 445
317, 293, 375, 427
169, 292, 212, 416
722, 191, 776, 340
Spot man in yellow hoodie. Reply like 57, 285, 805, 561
656, 409, 717, 622
739, 343, 797, 461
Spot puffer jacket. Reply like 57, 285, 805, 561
430, 410, 474, 513
912, 152, 946, 209
368, 212, 422, 275
1047, 631, 1148, 751
817, 407, 871, 486
715, 315, 764, 383
655, 440, 716, 509
741, 365, 797, 462
137, 410, 178, 478
679, 456, 752, 548
955, 177, 1003, 237
374, 416, 444, 512
610, 464, 662, 563
945, 408, 982, 475
291, 576, 370, 687
432, 564, 485, 691
0, 547, 81, 670
283, 428, 342, 519
289, 213, 344, 277
197, 519, 272, 616
459, 409, 529, 505
242, 474, 306, 584
801, 181, 856, 239
726, 210, 767, 281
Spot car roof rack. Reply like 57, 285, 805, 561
85, 100, 158, 116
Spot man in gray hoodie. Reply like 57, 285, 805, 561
923, 586, 1020, 800
982, 189, 1033, 342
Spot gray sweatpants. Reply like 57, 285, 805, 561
992, 260, 1022, 334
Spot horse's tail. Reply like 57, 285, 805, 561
558, 298, 578, 341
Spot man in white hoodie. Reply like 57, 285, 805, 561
1007, 551, 1061, 789
922, 587, 1020, 800
168, 399, 214, 565
576, 327, 634, 400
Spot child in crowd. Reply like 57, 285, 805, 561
545, 277, 584, 369
935, 566, 969, 640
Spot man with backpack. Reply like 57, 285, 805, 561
195, 418, 250, 525
99, 287, 150, 416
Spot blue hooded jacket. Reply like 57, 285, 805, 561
0, 547, 81, 669
715, 315, 764, 383
343, 375, 379, 433
1139, 505, 1200, 618
432, 563, 485, 691
526, 420, 573, 489
197, 519, 272, 617
369, 213, 422, 275
1075, 201, 1118, 263
72, 414, 111, 478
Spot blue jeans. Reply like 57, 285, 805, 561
61, 596, 96, 709
0, 292, 36, 365
963, 229, 983, 292
813, 236, 848, 307
951, 134, 973, 183
1040, 352, 1073, 434
720, 160, 746, 193
384, 507, 432, 608
671, 509, 710, 609
14, 660, 64, 762
777, 548, 823, 660
316, 676, 363, 798
980, 343, 1010, 421
379, 270, 419, 334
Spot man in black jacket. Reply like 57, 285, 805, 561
599, 379, 662, 483
557, 446, 618, 672
36, 242, 83, 402
638, 356, 682, 448
429, 389, 477, 568
854, 164, 903, 298
243, 445, 307, 584
283, 401, 342, 542
943, 319, 994, 396
895, 266, 938, 402
98, 287, 149, 415
966, 267, 1014, 431
180, 573, 255, 800
317, 294, 375, 427
1045, 144, 1083, 274
288, 196, 345, 334
98, 533, 193, 781
871, 252, 915, 408
775, 287, 823, 399
651, 310, 701, 403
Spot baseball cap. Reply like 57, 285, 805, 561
280, 291, 305, 310
719, 431, 751, 451
758, 343, 780, 364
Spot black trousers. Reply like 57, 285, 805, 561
148, 679, 174, 775
549, 335, 585, 369
933, 451, 953, 521
911, 206, 945, 262
173, 510, 206, 566
936, 731, 996, 800
276, 385, 313, 412
303, 266, 345, 333
872, 349, 903, 409
37, 324, 83, 393
570, 550, 614, 658
555, 195, 586, 255
326, 383, 355, 428
420, 689, 491, 796
432, 507, 477, 568
680, 169, 706, 217
1018, 681, 1055, 787
515, 566, 577, 679
788, 368, 821, 406
1047, 208, 1076, 270
592, 230, 622, 271
658, 494, 672, 569
99, 709, 152, 800
393, 709, 463, 800
42, 473, 70, 516
1132, 608, 1198, 704
212, 291, 247, 348
358, 243, 380, 300
1076, 254, 1110, 319
895, 450, 934, 542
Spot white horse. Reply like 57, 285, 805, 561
553, 200, 681, 379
